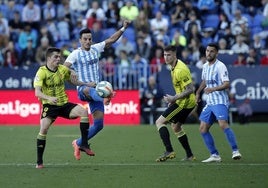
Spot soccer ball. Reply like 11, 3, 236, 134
96, 81, 113, 98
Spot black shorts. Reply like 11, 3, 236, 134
162, 103, 194, 124
41, 102, 78, 120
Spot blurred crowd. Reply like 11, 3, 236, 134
0, 0, 268, 71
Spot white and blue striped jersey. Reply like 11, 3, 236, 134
202, 59, 229, 106
65, 41, 105, 84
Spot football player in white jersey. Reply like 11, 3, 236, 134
64, 20, 131, 160
195, 43, 242, 163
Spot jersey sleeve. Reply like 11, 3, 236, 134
65, 49, 78, 65
92, 42, 105, 54
218, 63, 229, 82
33, 67, 45, 88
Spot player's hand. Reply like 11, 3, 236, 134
204, 87, 214, 94
163, 94, 176, 104
48, 96, 58, 104
122, 20, 131, 29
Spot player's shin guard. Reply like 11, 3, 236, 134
80, 116, 89, 147
159, 126, 174, 152
37, 133, 46, 165
175, 130, 193, 158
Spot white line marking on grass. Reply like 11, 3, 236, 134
0, 162, 268, 167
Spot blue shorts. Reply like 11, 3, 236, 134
77, 86, 104, 113
199, 104, 228, 125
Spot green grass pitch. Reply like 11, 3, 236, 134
0, 123, 267, 188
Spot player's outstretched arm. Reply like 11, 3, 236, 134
104, 20, 131, 48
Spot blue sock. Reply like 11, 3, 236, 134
224, 128, 238, 151
77, 119, 104, 146
89, 87, 104, 102
201, 132, 219, 155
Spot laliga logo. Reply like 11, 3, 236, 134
0, 100, 40, 117
105, 101, 138, 115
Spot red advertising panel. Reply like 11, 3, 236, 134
0, 90, 140, 126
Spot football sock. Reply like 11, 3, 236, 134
159, 126, 173, 152
201, 132, 219, 155
80, 117, 89, 147
175, 130, 193, 158
89, 87, 104, 101
224, 127, 238, 151
36, 133, 46, 165
77, 119, 103, 146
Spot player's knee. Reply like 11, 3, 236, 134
199, 122, 209, 133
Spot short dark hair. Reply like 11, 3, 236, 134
207, 43, 219, 51
164, 45, 177, 52
46, 47, 61, 58
79, 28, 91, 38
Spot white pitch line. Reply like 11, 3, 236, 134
0, 162, 268, 167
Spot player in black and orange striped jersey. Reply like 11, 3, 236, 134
33, 47, 95, 168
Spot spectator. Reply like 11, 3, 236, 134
230, 9, 248, 36
141, 75, 164, 124
246, 48, 260, 66
201, 28, 215, 49
252, 34, 265, 54
85, 1, 106, 26
260, 49, 268, 66
105, 1, 120, 28
134, 10, 150, 34
8, 11, 23, 43
42, 0, 56, 21
184, 11, 202, 35
238, 98, 253, 125
1, 0, 21, 21
231, 34, 249, 54
223, 26, 236, 49
218, 38, 228, 52
196, 54, 206, 69
20, 38, 36, 69
119, 0, 139, 21
117, 50, 131, 89
115, 36, 135, 57
21, 0, 41, 30
130, 53, 149, 89
18, 24, 37, 50
35, 37, 50, 66
150, 11, 169, 37
0, 13, 10, 40
57, 17, 70, 41
186, 23, 202, 45
170, 30, 186, 58
180, 47, 193, 65
37, 25, 54, 47
170, 2, 186, 29
91, 22, 103, 43
101, 56, 116, 85
150, 47, 165, 73
69, 0, 88, 25
46, 18, 59, 43
136, 35, 151, 61
233, 53, 246, 66
71, 18, 83, 40
217, 12, 230, 39
197, 0, 217, 14
4, 41, 19, 69
57, 0, 71, 22
138, 0, 154, 19
188, 37, 205, 64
